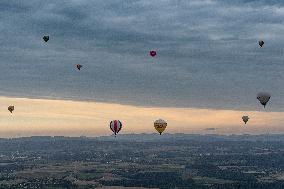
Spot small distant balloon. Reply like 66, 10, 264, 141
259, 40, 264, 47
76, 64, 82, 70
242, 116, 249, 124
204, 128, 217, 131
110, 120, 122, 136
257, 92, 271, 108
149, 50, 157, 57
154, 119, 167, 135
8, 106, 14, 113
43, 35, 49, 42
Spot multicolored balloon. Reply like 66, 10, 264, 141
154, 119, 167, 135
110, 120, 122, 136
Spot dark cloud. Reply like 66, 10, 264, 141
0, 0, 284, 111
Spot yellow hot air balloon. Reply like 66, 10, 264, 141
154, 119, 167, 135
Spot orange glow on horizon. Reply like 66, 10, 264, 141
0, 96, 283, 138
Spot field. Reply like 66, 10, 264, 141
0, 134, 283, 188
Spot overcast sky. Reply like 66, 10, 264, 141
0, 0, 284, 111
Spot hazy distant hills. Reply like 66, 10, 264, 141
2, 133, 283, 142
97, 133, 284, 142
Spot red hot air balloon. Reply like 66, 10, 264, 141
110, 120, 122, 136
76, 64, 82, 70
149, 50, 157, 57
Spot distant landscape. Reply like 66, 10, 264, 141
0, 134, 283, 189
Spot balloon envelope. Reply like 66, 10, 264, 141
257, 92, 271, 108
110, 120, 122, 135
259, 40, 264, 47
149, 50, 157, 57
242, 116, 249, 124
154, 119, 167, 135
76, 64, 82, 70
8, 106, 14, 113
43, 35, 49, 42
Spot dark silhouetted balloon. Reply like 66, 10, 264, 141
76, 64, 82, 70
257, 92, 271, 108
242, 116, 249, 124
43, 35, 49, 42
259, 40, 264, 47
8, 106, 14, 113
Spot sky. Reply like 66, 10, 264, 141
1, 96, 284, 138
0, 0, 284, 136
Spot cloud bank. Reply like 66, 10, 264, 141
0, 0, 284, 110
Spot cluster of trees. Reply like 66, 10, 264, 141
0, 178, 76, 189
102, 171, 195, 188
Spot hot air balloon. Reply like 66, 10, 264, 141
8, 106, 14, 113
43, 35, 49, 42
149, 50, 156, 57
257, 92, 271, 108
242, 116, 249, 124
110, 120, 122, 136
76, 64, 82, 70
154, 119, 167, 135
259, 40, 264, 47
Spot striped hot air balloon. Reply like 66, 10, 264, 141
110, 120, 122, 136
